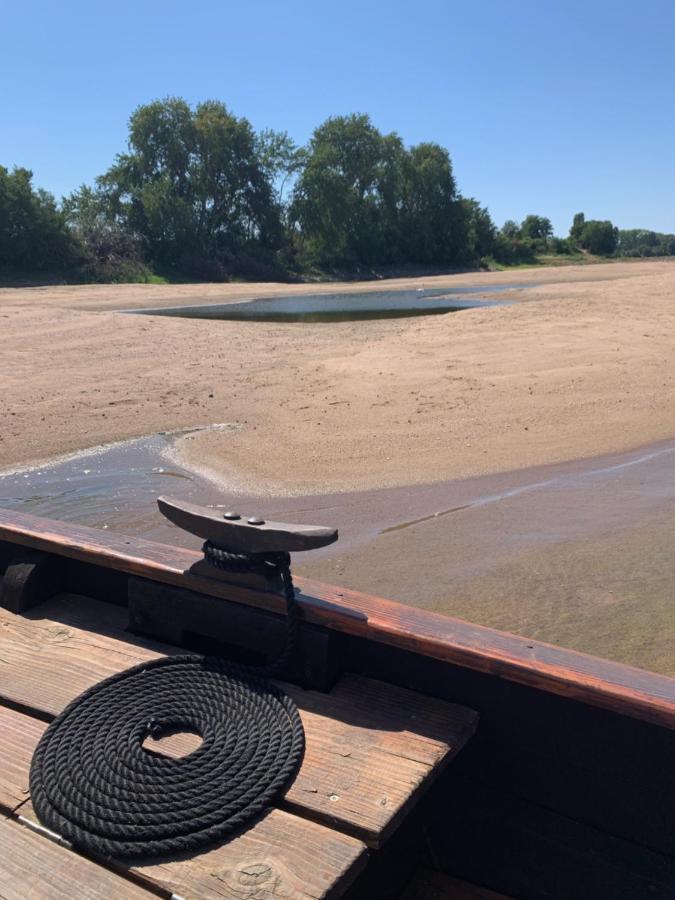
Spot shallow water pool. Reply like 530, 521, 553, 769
126, 285, 527, 323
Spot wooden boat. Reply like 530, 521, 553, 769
0, 498, 674, 899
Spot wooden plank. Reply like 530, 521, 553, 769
282, 676, 477, 845
17, 798, 366, 900
0, 815, 154, 899
2, 508, 675, 729
402, 869, 513, 899
2, 706, 368, 899
0, 706, 45, 813
0, 593, 476, 847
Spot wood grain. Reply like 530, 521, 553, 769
2, 705, 368, 899
0, 815, 154, 899
0, 706, 46, 812
16, 797, 366, 900
0, 593, 476, 846
1, 507, 674, 729
281, 676, 477, 845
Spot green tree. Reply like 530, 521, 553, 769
520, 214, 553, 242
292, 116, 467, 267
0, 166, 77, 271
255, 129, 306, 211
98, 98, 282, 277
494, 219, 535, 263
615, 229, 675, 257
459, 198, 496, 260
570, 212, 585, 243
399, 142, 463, 264
291, 113, 393, 264
579, 219, 618, 256
501, 219, 520, 239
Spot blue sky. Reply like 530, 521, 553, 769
3, 0, 675, 235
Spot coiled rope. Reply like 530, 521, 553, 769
29, 548, 305, 858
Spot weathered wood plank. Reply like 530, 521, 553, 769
1, 507, 674, 729
17, 798, 366, 900
0, 815, 154, 899
2, 706, 368, 899
131, 808, 364, 899
282, 677, 477, 844
0, 706, 45, 812
402, 869, 513, 899
0, 593, 476, 846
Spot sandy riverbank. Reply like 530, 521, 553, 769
2, 260, 674, 494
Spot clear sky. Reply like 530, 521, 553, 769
3, 0, 675, 235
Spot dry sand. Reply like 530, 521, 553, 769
2, 260, 674, 493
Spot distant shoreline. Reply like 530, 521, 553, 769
1, 251, 669, 291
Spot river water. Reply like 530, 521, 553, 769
1, 431, 674, 674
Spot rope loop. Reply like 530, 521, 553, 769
201, 541, 299, 677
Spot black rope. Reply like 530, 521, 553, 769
29, 547, 305, 859
200, 543, 299, 677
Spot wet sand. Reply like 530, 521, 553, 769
2, 433, 674, 674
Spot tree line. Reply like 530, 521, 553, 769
1, 98, 673, 282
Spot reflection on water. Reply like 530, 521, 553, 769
125, 285, 528, 323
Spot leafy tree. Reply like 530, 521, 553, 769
98, 98, 282, 277
255, 129, 306, 211
291, 114, 393, 264
520, 214, 553, 242
0, 166, 77, 271
494, 219, 538, 263
615, 229, 675, 257
459, 198, 496, 260
579, 219, 618, 256
400, 142, 463, 264
570, 212, 585, 243
292, 115, 466, 267
500, 219, 520, 239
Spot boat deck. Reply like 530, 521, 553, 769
0, 592, 478, 898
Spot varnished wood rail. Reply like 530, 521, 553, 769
1, 507, 674, 730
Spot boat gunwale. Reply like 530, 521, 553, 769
1, 506, 673, 731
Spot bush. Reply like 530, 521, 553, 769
549, 237, 572, 255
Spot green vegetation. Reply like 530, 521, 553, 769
1, 98, 674, 283
616, 228, 675, 257
0, 166, 78, 272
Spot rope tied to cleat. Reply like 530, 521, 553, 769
29, 497, 338, 859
